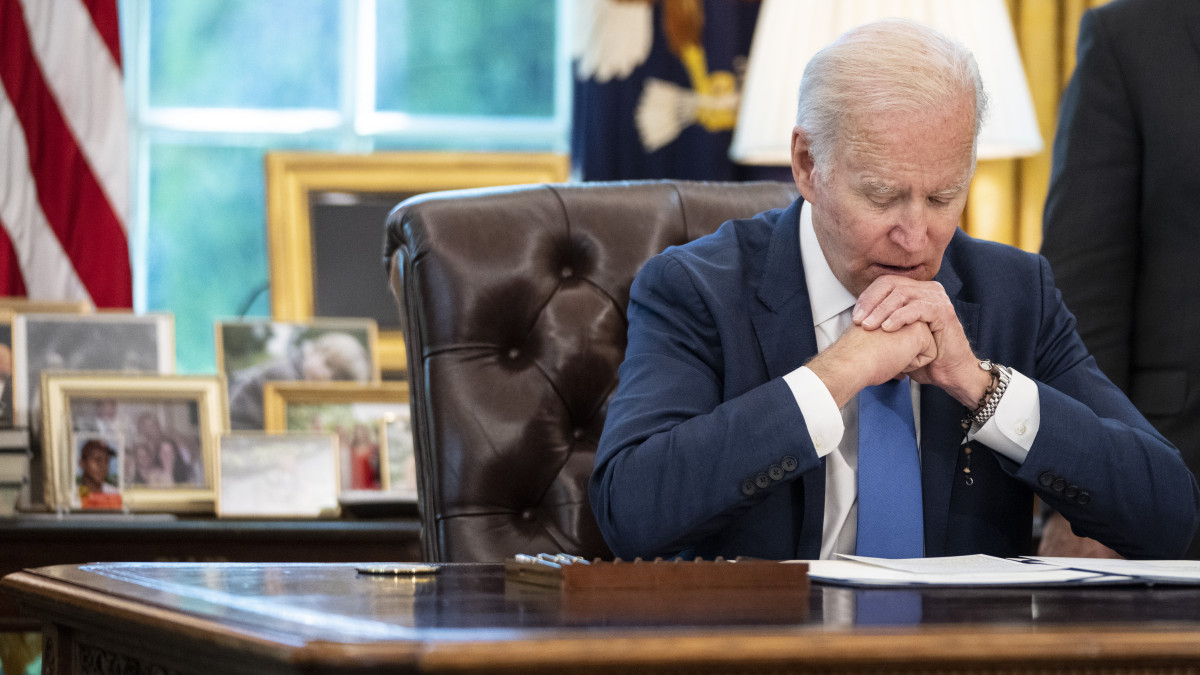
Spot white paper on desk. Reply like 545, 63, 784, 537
800, 555, 1104, 587
840, 553, 1050, 575
1026, 557, 1200, 584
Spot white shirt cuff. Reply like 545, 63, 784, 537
784, 366, 844, 458
968, 368, 1040, 464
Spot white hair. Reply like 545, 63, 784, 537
795, 18, 988, 170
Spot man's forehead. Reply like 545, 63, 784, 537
842, 132, 973, 188
843, 99, 974, 151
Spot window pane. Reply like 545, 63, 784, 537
129, 0, 570, 375
376, 0, 556, 116
145, 141, 327, 374
149, 0, 341, 109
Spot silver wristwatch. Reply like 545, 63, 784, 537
971, 359, 1011, 427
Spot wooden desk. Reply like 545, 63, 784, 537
0, 518, 421, 630
6, 562, 1200, 674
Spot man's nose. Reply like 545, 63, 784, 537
890, 202, 929, 252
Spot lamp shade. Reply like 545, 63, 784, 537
729, 0, 1042, 165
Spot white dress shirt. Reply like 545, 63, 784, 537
781, 202, 1042, 559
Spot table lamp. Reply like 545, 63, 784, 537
729, 0, 1043, 165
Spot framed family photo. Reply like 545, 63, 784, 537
40, 373, 228, 513
0, 310, 15, 430
0, 300, 92, 428
217, 432, 341, 518
215, 318, 380, 431
12, 312, 175, 431
261, 381, 413, 501
264, 151, 569, 375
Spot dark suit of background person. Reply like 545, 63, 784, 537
1042, 0, 1200, 558
591, 19, 1199, 565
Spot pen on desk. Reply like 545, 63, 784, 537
516, 554, 561, 569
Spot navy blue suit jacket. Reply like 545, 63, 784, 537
591, 198, 1199, 560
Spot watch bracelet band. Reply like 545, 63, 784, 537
970, 364, 1011, 427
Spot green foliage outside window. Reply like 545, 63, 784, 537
127, 0, 561, 374
376, 0, 556, 116
149, 0, 341, 109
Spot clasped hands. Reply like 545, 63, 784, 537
807, 275, 992, 409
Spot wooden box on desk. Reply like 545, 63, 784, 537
504, 556, 811, 623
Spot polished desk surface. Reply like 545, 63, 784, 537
6, 562, 1200, 674
0, 516, 422, 630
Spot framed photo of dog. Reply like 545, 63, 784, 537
214, 318, 379, 431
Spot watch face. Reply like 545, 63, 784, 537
979, 359, 993, 371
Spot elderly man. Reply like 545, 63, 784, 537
590, 19, 1199, 561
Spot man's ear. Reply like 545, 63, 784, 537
791, 126, 817, 199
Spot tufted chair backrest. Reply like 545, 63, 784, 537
385, 179, 800, 562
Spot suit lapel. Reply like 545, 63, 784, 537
921, 243, 979, 557
748, 198, 825, 558
751, 198, 817, 379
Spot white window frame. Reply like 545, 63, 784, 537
119, 0, 571, 313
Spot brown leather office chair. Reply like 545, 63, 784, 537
385, 180, 800, 562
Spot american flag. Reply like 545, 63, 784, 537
0, 0, 132, 308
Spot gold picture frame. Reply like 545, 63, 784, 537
40, 373, 228, 513
0, 297, 93, 314
262, 380, 411, 498
264, 151, 570, 375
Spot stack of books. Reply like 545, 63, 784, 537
0, 428, 31, 516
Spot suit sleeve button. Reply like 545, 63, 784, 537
1076, 491, 1091, 505
755, 472, 771, 489
781, 456, 798, 471
1064, 484, 1080, 498
1051, 478, 1067, 492
768, 464, 784, 481
1038, 472, 1055, 487
741, 479, 757, 496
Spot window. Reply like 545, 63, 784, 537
119, 0, 567, 373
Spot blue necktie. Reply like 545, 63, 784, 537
856, 377, 924, 558
853, 589, 924, 626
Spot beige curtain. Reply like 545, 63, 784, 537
964, 0, 1111, 252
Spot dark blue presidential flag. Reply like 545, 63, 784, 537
571, 0, 763, 181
